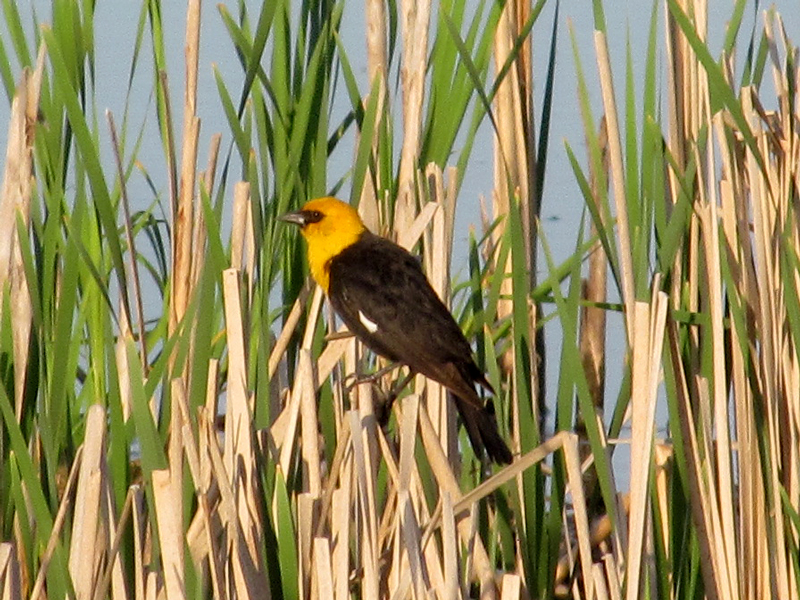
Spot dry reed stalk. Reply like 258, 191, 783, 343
171, 112, 200, 333
313, 537, 335, 598
271, 370, 305, 458
624, 293, 667, 600
601, 552, 621, 600
0, 51, 43, 420
740, 82, 796, 599
724, 88, 767, 600
720, 179, 766, 600
699, 186, 741, 599
299, 348, 323, 496
392, 394, 451, 596
192, 133, 222, 292
179, 384, 222, 592
491, 1, 540, 411
555, 491, 630, 595
276, 286, 324, 473
359, 0, 387, 232
592, 31, 634, 343
98, 482, 126, 600
666, 318, 723, 600
299, 286, 325, 495
664, 0, 705, 316
494, 7, 547, 479
203, 359, 220, 485
203, 406, 268, 597
68, 405, 107, 599
93, 487, 134, 600
348, 410, 381, 599
222, 268, 253, 471
440, 491, 460, 600
231, 182, 250, 274
577, 117, 609, 529
398, 395, 419, 493
652, 443, 671, 579
492, 0, 536, 232
168, 378, 185, 538
365, 0, 387, 102
379, 436, 403, 591
417, 407, 497, 597
221, 268, 269, 596
171, 0, 201, 337
563, 433, 595, 600
716, 153, 762, 600
199, 491, 226, 600
154, 394, 186, 596
152, 467, 185, 600
579, 246, 608, 407
174, 381, 202, 495
591, 564, 609, 600
657, 5, 792, 600
131, 486, 147, 600
298, 493, 317, 598
420, 166, 459, 465
145, 572, 157, 600
331, 485, 351, 600
184, 137, 222, 401
500, 574, 521, 600
0, 544, 20, 600
395, 0, 431, 232
396, 200, 439, 251
326, 336, 354, 438
269, 280, 312, 380
580, 114, 609, 401
115, 315, 134, 422
399, 489, 429, 596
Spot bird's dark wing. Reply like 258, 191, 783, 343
327, 233, 478, 391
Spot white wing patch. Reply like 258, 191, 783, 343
358, 310, 379, 333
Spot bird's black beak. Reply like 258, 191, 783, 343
278, 210, 308, 227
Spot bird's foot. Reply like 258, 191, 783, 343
343, 362, 402, 392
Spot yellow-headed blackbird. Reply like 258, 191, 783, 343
280, 197, 513, 465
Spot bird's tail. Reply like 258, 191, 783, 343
450, 392, 513, 465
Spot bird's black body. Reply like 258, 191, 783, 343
327, 231, 512, 464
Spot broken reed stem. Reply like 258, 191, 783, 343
359, 0, 387, 232
191, 132, 222, 293
68, 405, 106, 598
170, 0, 201, 341
395, 0, 431, 232
0, 56, 43, 420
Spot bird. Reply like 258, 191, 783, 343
280, 197, 513, 465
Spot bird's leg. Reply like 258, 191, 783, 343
345, 364, 415, 426
374, 371, 415, 426
344, 361, 403, 391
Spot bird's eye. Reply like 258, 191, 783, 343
306, 210, 324, 224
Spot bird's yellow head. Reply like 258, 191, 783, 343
279, 197, 367, 292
